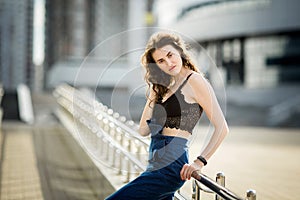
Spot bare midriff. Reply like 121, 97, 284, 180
161, 127, 191, 139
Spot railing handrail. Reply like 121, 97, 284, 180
84, 118, 146, 171
192, 171, 244, 200
54, 84, 148, 172
57, 84, 150, 147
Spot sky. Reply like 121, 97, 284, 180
33, 0, 45, 66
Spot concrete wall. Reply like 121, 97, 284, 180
171, 0, 300, 41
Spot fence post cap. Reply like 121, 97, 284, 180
246, 189, 256, 197
216, 172, 225, 177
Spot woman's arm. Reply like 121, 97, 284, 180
138, 87, 156, 136
180, 73, 229, 180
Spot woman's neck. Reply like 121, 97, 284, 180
169, 68, 191, 90
174, 68, 190, 83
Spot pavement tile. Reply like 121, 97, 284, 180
0, 129, 44, 200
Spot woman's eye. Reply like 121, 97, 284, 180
167, 53, 173, 58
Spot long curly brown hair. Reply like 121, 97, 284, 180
141, 32, 199, 104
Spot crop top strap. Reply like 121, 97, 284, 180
186, 73, 193, 81
178, 73, 193, 90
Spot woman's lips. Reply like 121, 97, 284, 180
169, 66, 176, 71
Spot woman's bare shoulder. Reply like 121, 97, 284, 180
189, 72, 207, 87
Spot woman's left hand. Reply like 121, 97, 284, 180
180, 160, 203, 180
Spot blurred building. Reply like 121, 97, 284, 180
44, 0, 93, 68
161, 0, 300, 88
0, 0, 34, 90
0, 0, 156, 92
45, 0, 152, 92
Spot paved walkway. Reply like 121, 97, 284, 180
0, 122, 115, 200
0, 124, 43, 200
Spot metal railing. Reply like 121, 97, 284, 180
53, 84, 149, 182
53, 84, 256, 200
189, 172, 256, 200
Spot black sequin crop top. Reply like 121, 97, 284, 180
151, 73, 203, 134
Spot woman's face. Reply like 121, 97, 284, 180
151, 44, 183, 76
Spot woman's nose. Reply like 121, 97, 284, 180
165, 58, 172, 66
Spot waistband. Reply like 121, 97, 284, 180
151, 133, 188, 146
147, 119, 188, 145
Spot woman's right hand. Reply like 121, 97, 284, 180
180, 160, 203, 180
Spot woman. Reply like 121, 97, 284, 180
105, 32, 228, 200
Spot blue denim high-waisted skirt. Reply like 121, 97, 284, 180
105, 120, 189, 200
